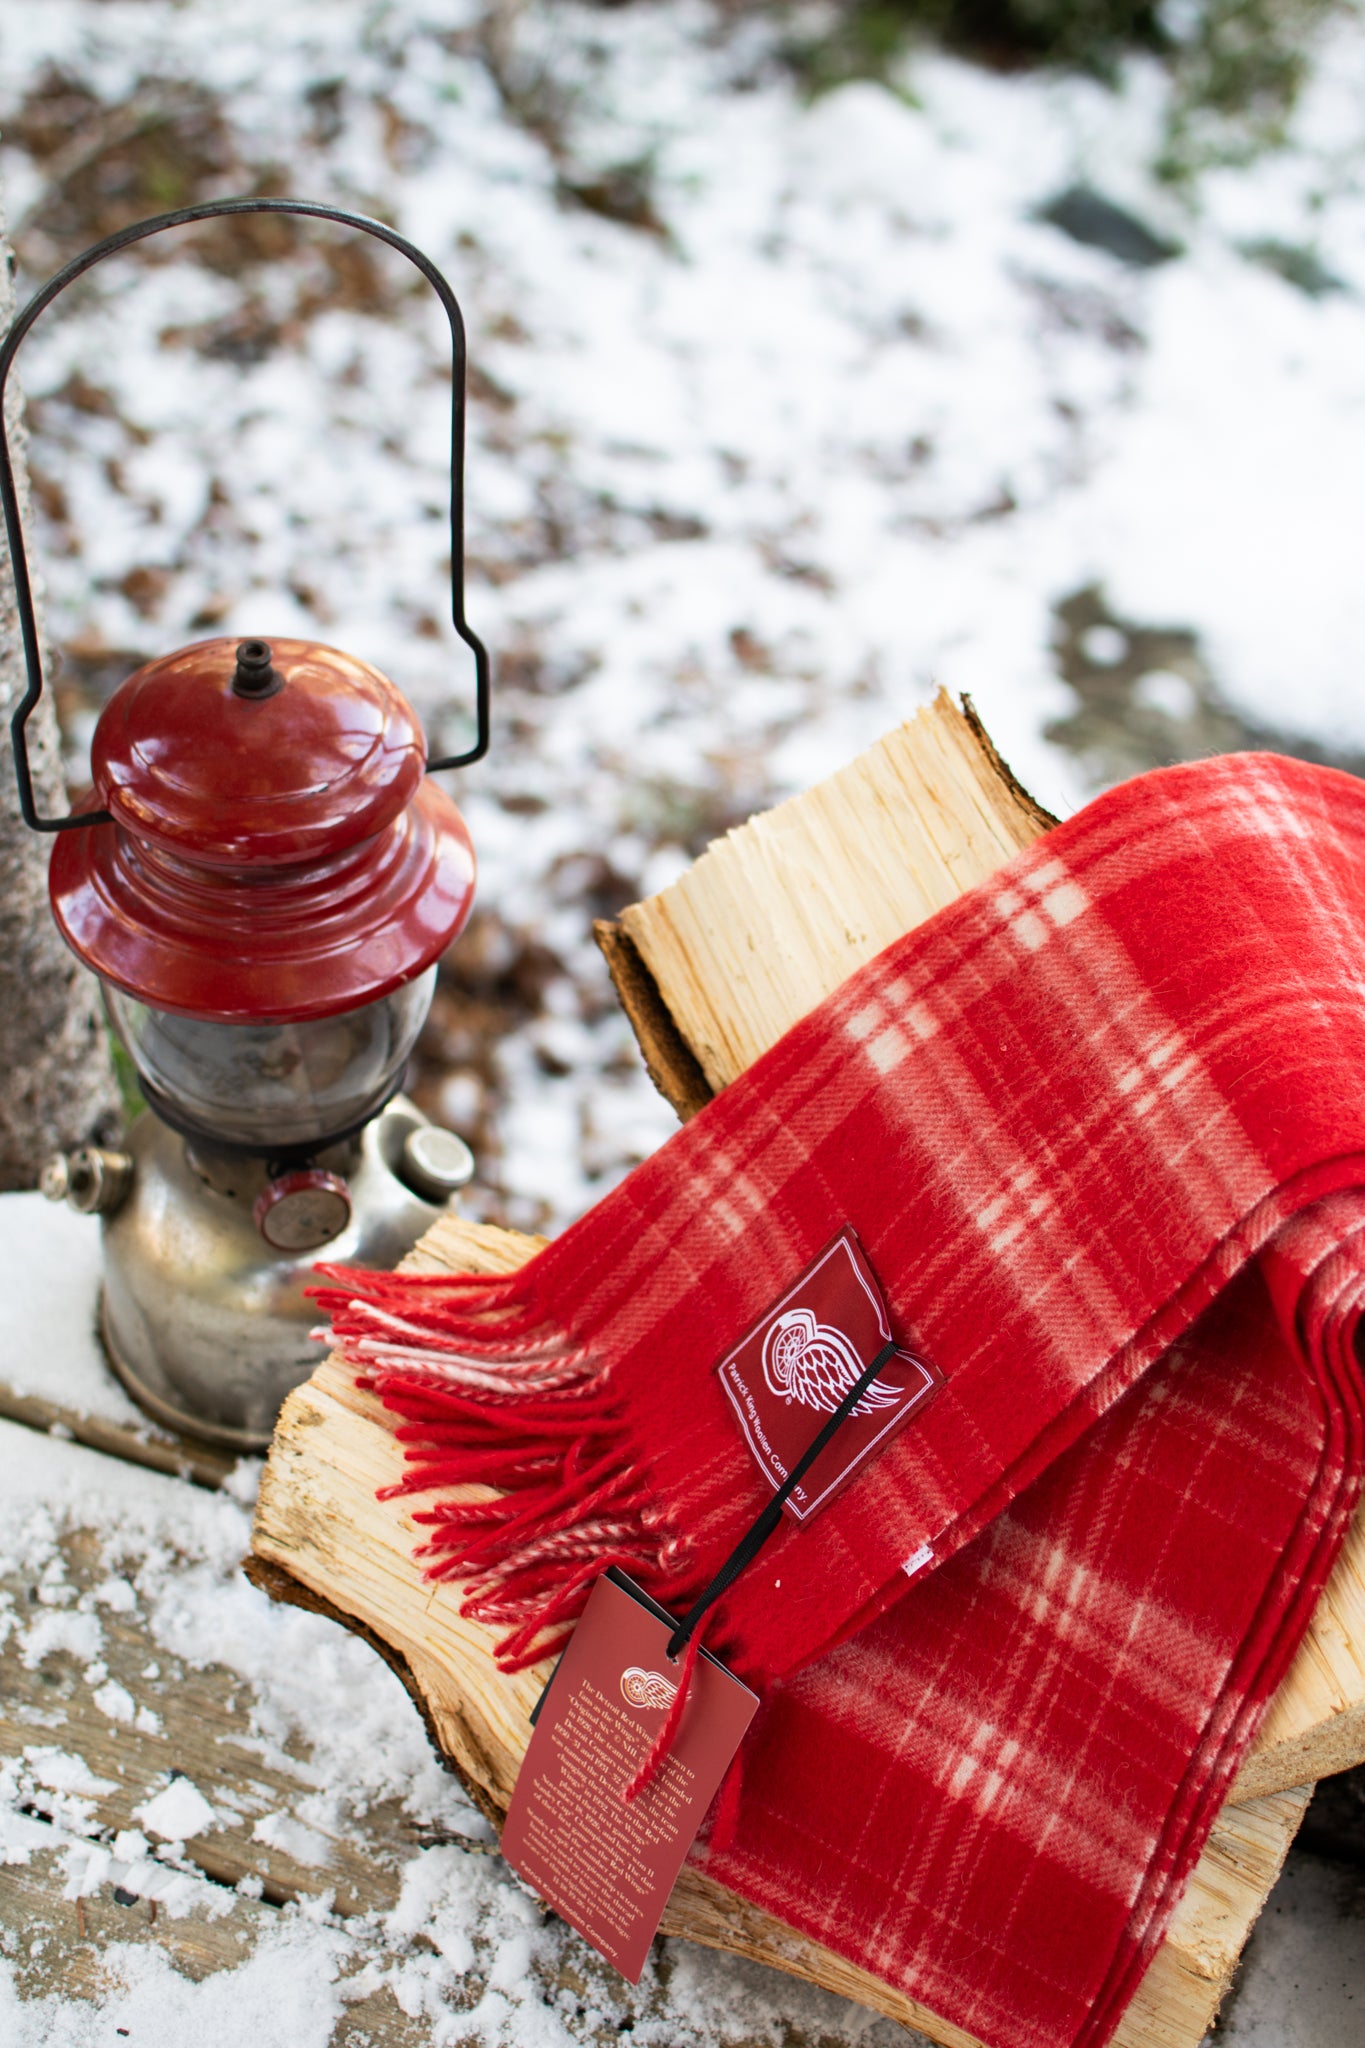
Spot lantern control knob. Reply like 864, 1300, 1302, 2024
253, 1169, 352, 1251
398, 1124, 475, 1203
232, 638, 283, 699
40, 1146, 135, 1216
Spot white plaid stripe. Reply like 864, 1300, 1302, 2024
343, 754, 1365, 2048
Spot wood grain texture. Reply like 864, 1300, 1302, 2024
0, 1378, 235, 1489
0, 1506, 444, 2044
251, 693, 1357, 2040
1, 1816, 434, 2045
251, 1215, 1312, 2048
0, 1819, 276, 1988
1233, 1535, 1365, 1801
617, 691, 1046, 1091
0, 1522, 414, 1915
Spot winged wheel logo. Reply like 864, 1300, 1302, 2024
621, 1666, 679, 1710
761, 1308, 901, 1415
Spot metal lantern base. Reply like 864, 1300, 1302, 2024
95, 1099, 469, 1452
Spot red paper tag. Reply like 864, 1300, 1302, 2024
501, 1571, 758, 1984
716, 1226, 942, 1522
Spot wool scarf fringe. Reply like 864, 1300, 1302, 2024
319, 1267, 692, 1672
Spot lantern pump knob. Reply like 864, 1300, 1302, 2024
253, 1169, 352, 1251
231, 638, 283, 699
398, 1124, 475, 1203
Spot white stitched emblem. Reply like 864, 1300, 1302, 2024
761, 1309, 900, 1416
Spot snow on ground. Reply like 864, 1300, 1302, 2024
0, 1194, 156, 1430
0, 1328, 913, 2044
3, 1, 1365, 1231
3, 8, 1365, 2039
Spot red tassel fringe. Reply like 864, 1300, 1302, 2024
317, 1264, 691, 1672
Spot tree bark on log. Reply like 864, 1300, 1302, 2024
0, 201, 120, 1189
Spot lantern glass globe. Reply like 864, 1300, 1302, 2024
103, 966, 438, 1154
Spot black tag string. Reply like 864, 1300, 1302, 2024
664, 1339, 898, 1661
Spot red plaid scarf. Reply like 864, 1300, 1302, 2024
326, 752, 1365, 2048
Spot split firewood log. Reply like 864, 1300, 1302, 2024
251, 692, 1362, 2045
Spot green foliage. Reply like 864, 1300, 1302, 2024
107, 1029, 146, 1126
783, 0, 1353, 174
1238, 235, 1347, 295
790, 3, 937, 97
1158, 0, 1342, 179
788, 0, 1166, 94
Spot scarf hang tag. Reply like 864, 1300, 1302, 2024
501, 1569, 758, 1984
716, 1225, 943, 1523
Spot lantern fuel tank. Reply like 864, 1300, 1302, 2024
1, 201, 493, 1448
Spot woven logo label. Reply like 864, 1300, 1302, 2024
502, 1571, 757, 1984
716, 1227, 942, 1522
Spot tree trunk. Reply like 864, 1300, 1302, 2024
0, 201, 121, 1188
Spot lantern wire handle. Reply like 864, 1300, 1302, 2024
0, 197, 492, 834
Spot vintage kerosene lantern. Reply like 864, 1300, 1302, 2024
0, 201, 492, 1449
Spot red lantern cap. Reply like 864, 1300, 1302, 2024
49, 636, 476, 1023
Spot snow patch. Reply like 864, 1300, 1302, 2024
135, 1778, 218, 1843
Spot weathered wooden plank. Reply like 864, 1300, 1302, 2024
0, 1411, 906, 2048
1, 1521, 412, 1916
0, 1816, 274, 1990
0, 1817, 435, 2045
